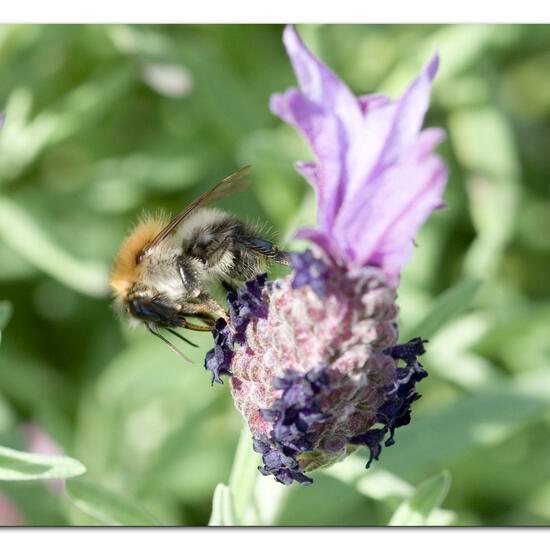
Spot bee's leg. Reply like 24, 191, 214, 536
238, 236, 290, 266
181, 294, 229, 325
273, 249, 290, 266
182, 318, 216, 332
202, 293, 229, 322
188, 236, 230, 268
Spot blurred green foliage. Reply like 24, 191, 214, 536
0, 24, 550, 526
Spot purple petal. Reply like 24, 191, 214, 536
340, 129, 447, 277
357, 93, 392, 114
252, 365, 333, 485
293, 227, 336, 260
270, 89, 347, 232
271, 26, 363, 232
271, 25, 448, 278
294, 160, 318, 187
344, 54, 440, 208
281, 25, 362, 142
290, 250, 330, 298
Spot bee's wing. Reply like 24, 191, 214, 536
143, 165, 251, 253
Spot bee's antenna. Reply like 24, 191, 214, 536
165, 328, 199, 348
146, 325, 193, 362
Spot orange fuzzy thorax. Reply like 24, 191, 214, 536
110, 216, 167, 302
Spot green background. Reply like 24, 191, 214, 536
1, 24, 550, 526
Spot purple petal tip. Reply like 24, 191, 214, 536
425, 52, 440, 81
282, 24, 301, 53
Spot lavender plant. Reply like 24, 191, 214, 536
205, 26, 448, 485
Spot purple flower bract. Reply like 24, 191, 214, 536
271, 26, 448, 282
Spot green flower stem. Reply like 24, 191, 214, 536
227, 423, 261, 524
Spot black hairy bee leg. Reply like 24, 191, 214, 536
188, 236, 231, 267
240, 236, 290, 266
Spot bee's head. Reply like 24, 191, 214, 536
124, 287, 209, 363
126, 289, 185, 328
109, 215, 169, 305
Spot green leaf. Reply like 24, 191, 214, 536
208, 483, 236, 526
425, 508, 457, 526
65, 478, 162, 526
0, 393, 15, 432
449, 107, 519, 180
400, 279, 482, 341
382, 26, 498, 93
0, 301, 12, 345
0, 301, 12, 331
325, 458, 455, 526
0, 197, 108, 297
379, 368, 550, 481
327, 456, 414, 502
207, 425, 260, 526
252, 472, 289, 526
0, 445, 86, 481
448, 108, 521, 279
389, 471, 451, 526
227, 424, 260, 523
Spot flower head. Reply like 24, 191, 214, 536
206, 26, 448, 485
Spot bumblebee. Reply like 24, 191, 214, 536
110, 166, 288, 359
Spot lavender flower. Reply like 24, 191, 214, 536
206, 26, 448, 485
